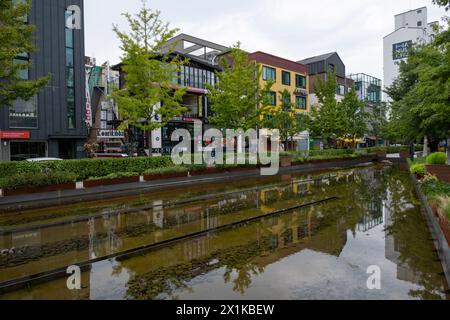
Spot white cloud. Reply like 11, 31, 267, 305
85, 0, 447, 80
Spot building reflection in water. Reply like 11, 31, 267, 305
0, 166, 447, 300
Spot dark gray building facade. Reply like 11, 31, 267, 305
0, 0, 86, 161
298, 52, 353, 97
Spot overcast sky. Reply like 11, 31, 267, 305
84, 0, 447, 80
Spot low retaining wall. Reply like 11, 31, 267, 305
409, 162, 450, 287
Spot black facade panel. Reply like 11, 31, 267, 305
0, 0, 86, 160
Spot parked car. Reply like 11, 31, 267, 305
26, 157, 63, 162
94, 153, 129, 158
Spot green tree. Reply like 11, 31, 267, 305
207, 44, 273, 131
367, 102, 388, 147
111, 2, 187, 154
263, 90, 293, 150
0, 0, 50, 107
433, 0, 449, 10
341, 86, 368, 148
309, 70, 347, 148
385, 19, 450, 160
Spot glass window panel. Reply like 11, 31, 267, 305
9, 95, 38, 128
14, 59, 29, 80
296, 96, 307, 110
65, 29, 73, 48
66, 67, 74, 87
66, 47, 74, 67
282, 71, 291, 86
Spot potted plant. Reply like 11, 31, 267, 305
280, 153, 293, 167
399, 147, 411, 159
372, 147, 387, 159
425, 152, 450, 183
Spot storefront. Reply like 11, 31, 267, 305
0, 131, 48, 161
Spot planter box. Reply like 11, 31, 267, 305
399, 150, 410, 159
1, 182, 76, 197
189, 167, 225, 176
280, 155, 293, 167
227, 166, 258, 173
426, 164, 450, 183
437, 211, 450, 247
83, 176, 140, 188
375, 150, 387, 159
144, 171, 188, 181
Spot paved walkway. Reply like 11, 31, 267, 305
0, 157, 377, 213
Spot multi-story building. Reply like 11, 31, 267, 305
298, 52, 354, 109
383, 7, 437, 97
348, 73, 382, 105
347, 73, 384, 147
248, 51, 310, 151
0, 0, 87, 161
114, 51, 222, 155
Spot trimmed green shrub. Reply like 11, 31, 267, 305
0, 171, 77, 189
410, 163, 426, 178
144, 166, 188, 175
0, 156, 174, 180
87, 172, 139, 181
426, 152, 447, 165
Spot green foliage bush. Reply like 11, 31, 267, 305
410, 163, 426, 178
0, 156, 174, 181
420, 176, 450, 197
87, 172, 139, 181
144, 166, 189, 175
0, 171, 77, 189
426, 152, 447, 165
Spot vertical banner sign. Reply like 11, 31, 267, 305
85, 68, 92, 128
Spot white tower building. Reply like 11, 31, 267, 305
383, 7, 438, 100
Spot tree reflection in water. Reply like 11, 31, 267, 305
124, 166, 447, 300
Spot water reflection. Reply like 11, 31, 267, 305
0, 165, 448, 300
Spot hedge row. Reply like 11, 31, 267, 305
0, 156, 174, 181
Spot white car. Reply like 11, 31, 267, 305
26, 157, 64, 162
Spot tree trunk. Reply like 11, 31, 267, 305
423, 136, 429, 158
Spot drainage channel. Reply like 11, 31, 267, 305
0, 196, 338, 294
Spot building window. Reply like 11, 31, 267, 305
295, 74, 307, 88
281, 71, 291, 86
417, 21, 422, 27
281, 93, 291, 110
336, 84, 345, 96
10, 142, 47, 161
329, 64, 335, 73
266, 91, 277, 106
262, 66, 276, 81
9, 54, 38, 128
417, 9, 422, 14
65, 9, 76, 129
295, 96, 307, 110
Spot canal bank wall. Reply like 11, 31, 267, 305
406, 159, 450, 288
0, 157, 377, 213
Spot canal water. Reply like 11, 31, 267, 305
0, 164, 448, 300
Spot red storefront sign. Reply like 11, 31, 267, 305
0, 131, 31, 140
